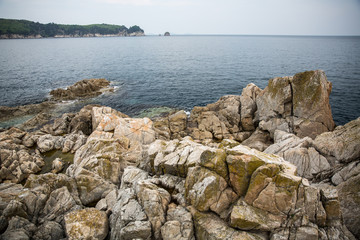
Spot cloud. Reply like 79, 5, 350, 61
98, 0, 193, 6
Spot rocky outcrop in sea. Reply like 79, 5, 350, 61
0, 70, 359, 240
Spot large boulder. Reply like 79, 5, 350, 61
256, 70, 335, 139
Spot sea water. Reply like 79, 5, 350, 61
0, 35, 359, 125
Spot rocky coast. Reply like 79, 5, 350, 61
0, 70, 359, 240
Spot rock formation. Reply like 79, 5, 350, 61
0, 70, 359, 240
49, 78, 112, 101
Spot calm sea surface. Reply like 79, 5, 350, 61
0, 35, 359, 126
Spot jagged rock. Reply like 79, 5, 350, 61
24, 173, 81, 205
226, 153, 265, 196
337, 175, 360, 238
256, 70, 335, 139
0, 128, 44, 183
169, 110, 187, 138
241, 128, 272, 151
118, 221, 152, 240
161, 204, 194, 240
68, 105, 99, 135
95, 189, 118, 212
64, 208, 108, 240
36, 131, 87, 154
40, 186, 81, 224
230, 200, 283, 231
20, 112, 52, 132
188, 95, 241, 141
265, 130, 331, 179
190, 207, 263, 240
0, 216, 36, 240
110, 167, 151, 240
240, 83, 261, 131
314, 117, 360, 163
185, 166, 228, 212
91, 106, 128, 132
32, 221, 64, 240
136, 179, 171, 239
331, 161, 360, 185
75, 171, 116, 206
49, 78, 112, 101
149, 137, 209, 177
0, 102, 55, 124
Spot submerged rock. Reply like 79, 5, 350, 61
49, 78, 112, 101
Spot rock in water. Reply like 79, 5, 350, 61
49, 78, 112, 100
64, 208, 109, 240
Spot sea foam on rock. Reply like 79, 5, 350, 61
0, 70, 359, 240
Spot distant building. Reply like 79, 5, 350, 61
164, 32, 170, 36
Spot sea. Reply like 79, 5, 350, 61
0, 35, 359, 127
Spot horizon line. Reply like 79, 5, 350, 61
148, 33, 360, 37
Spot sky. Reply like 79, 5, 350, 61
0, 0, 359, 35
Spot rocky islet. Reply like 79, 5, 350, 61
0, 70, 359, 239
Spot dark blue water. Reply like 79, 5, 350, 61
0, 35, 359, 125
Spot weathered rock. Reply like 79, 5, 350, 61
265, 130, 331, 179
136, 180, 171, 239
50, 78, 112, 101
189, 95, 241, 141
110, 168, 151, 240
190, 207, 263, 240
240, 83, 261, 131
40, 186, 81, 224
24, 173, 81, 205
0, 128, 44, 183
91, 106, 128, 132
241, 128, 272, 151
230, 200, 283, 231
161, 204, 194, 240
75, 172, 116, 206
68, 105, 99, 135
0, 102, 55, 123
256, 70, 335, 139
337, 175, 360, 238
149, 137, 209, 177
32, 221, 65, 240
0, 216, 36, 240
185, 166, 228, 212
169, 110, 187, 138
314, 117, 360, 163
64, 208, 108, 240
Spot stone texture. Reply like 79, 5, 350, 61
64, 208, 109, 240
337, 175, 360, 238
188, 95, 241, 141
256, 70, 335, 139
265, 130, 331, 179
50, 78, 112, 101
314, 117, 360, 163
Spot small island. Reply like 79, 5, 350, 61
0, 18, 145, 39
164, 32, 170, 36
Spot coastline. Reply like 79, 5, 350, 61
0, 70, 359, 239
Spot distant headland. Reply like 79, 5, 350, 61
0, 18, 145, 39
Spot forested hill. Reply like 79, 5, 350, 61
0, 18, 145, 38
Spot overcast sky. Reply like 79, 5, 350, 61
0, 0, 359, 35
